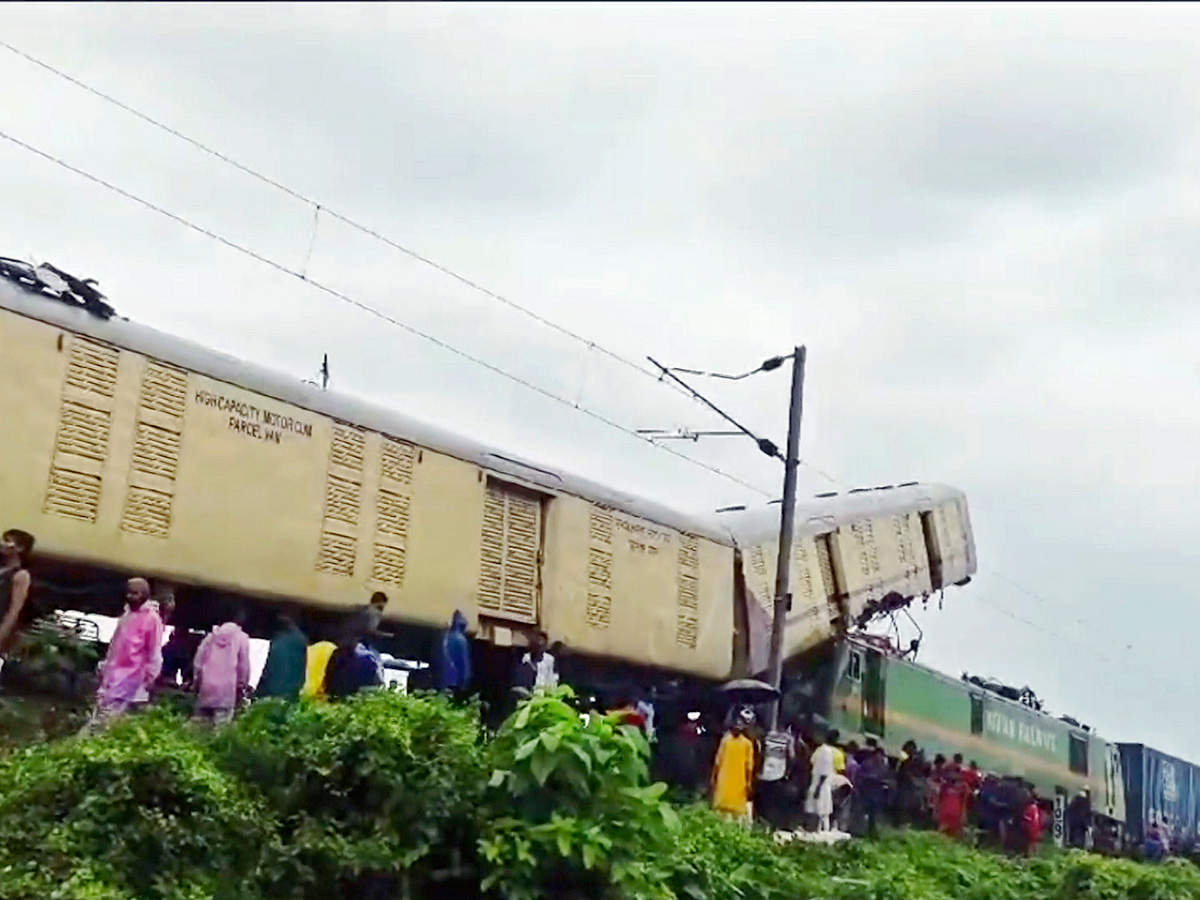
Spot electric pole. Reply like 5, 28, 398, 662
645, 346, 808, 729
766, 346, 805, 730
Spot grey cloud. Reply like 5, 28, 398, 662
3, 3, 1200, 755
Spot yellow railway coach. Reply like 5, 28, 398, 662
0, 262, 974, 687
0, 267, 735, 679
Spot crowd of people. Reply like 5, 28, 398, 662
0, 527, 1146, 860
698, 708, 1053, 853
77, 578, 397, 733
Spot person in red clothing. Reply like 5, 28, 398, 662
935, 756, 969, 838
1020, 789, 1044, 856
961, 757, 983, 792
610, 695, 647, 733
960, 756, 983, 829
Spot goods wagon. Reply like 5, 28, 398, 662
791, 638, 1126, 828
1119, 744, 1200, 850
0, 260, 975, 684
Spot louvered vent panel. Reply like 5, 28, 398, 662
330, 426, 365, 471
501, 494, 540, 622
323, 475, 361, 526
316, 531, 357, 577
586, 548, 613, 628
675, 535, 700, 649
121, 486, 173, 537
792, 538, 817, 604
66, 338, 119, 397
54, 401, 111, 461
587, 547, 613, 590
850, 520, 879, 578
371, 544, 406, 586
380, 439, 415, 485
130, 422, 182, 480
44, 467, 102, 522
586, 506, 614, 629
476, 484, 541, 623
749, 544, 772, 613
44, 337, 120, 525
139, 363, 187, 418
589, 508, 613, 544
375, 489, 410, 539
816, 535, 837, 601
893, 514, 916, 571
120, 359, 187, 539
477, 488, 506, 613
750, 544, 769, 579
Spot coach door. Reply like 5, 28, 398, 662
920, 510, 944, 591
477, 478, 544, 625
862, 649, 886, 738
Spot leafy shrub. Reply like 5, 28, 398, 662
481, 688, 678, 900
0, 709, 267, 900
6, 620, 101, 699
211, 691, 486, 898
0, 694, 89, 753
6, 689, 1200, 900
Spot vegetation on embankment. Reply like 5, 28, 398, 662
0, 689, 1197, 900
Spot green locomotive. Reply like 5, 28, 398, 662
786, 637, 1126, 831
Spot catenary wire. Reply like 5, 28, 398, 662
0, 38, 851, 488
0, 127, 774, 499
0, 40, 692, 394
6, 45, 1187, 724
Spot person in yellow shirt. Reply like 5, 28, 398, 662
711, 707, 757, 822
302, 638, 337, 699
830, 728, 846, 773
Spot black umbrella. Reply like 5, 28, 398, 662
719, 678, 780, 706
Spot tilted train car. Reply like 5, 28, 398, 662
0, 261, 975, 689
791, 637, 1126, 831
721, 485, 975, 671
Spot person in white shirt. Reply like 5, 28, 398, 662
806, 728, 839, 832
514, 631, 558, 695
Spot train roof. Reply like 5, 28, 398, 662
717, 482, 968, 547
0, 268, 739, 542
0, 264, 962, 551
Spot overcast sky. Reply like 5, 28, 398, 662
2, 3, 1198, 758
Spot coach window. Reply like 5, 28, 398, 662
1069, 734, 1089, 776
970, 694, 984, 735
846, 650, 862, 683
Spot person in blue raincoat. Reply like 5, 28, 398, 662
437, 610, 472, 698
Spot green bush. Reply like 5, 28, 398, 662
5, 689, 1200, 900
211, 691, 487, 898
0, 709, 267, 900
481, 688, 678, 900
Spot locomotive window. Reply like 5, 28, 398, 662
970, 695, 984, 735
846, 651, 862, 683
1069, 734, 1089, 776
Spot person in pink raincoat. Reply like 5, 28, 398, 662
192, 607, 251, 726
83, 578, 164, 734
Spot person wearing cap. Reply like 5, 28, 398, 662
711, 706, 757, 823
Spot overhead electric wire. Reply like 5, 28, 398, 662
6, 40, 1188, 723
0, 39, 686, 392
0, 127, 773, 499
0, 39, 855, 487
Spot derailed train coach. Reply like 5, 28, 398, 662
0, 259, 975, 689
721, 484, 976, 673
